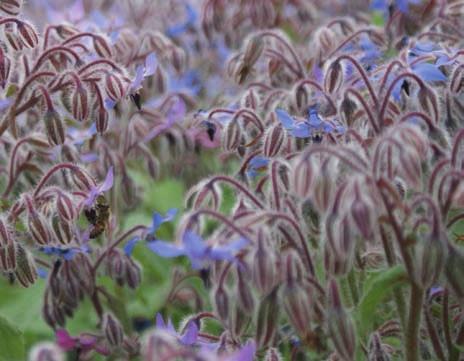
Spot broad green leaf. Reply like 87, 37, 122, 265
371, 11, 385, 27
355, 265, 408, 337
0, 314, 25, 361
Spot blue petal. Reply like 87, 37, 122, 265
131, 65, 145, 91
413, 63, 447, 82
37, 268, 48, 279
104, 98, 116, 110
292, 123, 311, 138
155, 313, 166, 329
147, 240, 185, 257
180, 321, 198, 345
150, 208, 178, 234
124, 237, 140, 256
275, 109, 295, 130
183, 231, 208, 258
145, 52, 157, 77
98, 167, 114, 193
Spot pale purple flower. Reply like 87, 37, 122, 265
83, 167, 114, 207
155, 313, 199, 345
56, 329, 109, 355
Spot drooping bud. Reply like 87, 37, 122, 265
71, 86, 89, 122
290, 155, 317, 199
263, 124, 285, 157
418, 86, 439, 123
0, 0, 22, 15
96, 105, 109, 134
56, 193, 76, 222
0, 216, 16, 271
5, 30, 24, 51
43, 110, 65, 146
103, 313, 124, 348
325, 214, 355, 277
222, 120, 242, 152
27, 206, 52, 246
252, 234, 276, 295
236, 267, 255, 314
327, 279, 356, 360
243, 34, 264, 69
0, 47, 11, 89
444, 245, 464, 300
71, 167, 95, 192
17, 20, 39, 48
105, 249, 126, 287
350, 184, 375, 240
52, 216, 74, 245
93, 35, 113, 58
214, 284, 230, 323
325, 61, 343, 94
413, 230, 446, 289
255, 288, 279, 349
368, 332, 391, 361
125, 257, 142, 289
105, 72, 126, 101
14, 243, 38, 287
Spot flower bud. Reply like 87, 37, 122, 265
0, 47, 11, 89
325, 61, 343, 94
17, 20, 39, 48
96, 105, 109, 134
71, 86, 89, 122
56, 193, 76, 222
0, 0, 22, 15
350, 189, 375, 241
325, 215, 355, 276
71, 167, 95, 192
413, 231, 446, 288
264, 348, 283, 361
214, 284, 230, 323
368, 332, 391, 361
27, 207, 52, 246
252, 235, 276, 295
43, 110, 65, 146
105, 249, 126, 286
5, 30, 24, 51
29, 342, 65, 361
93, 35, 113, 58
236, 267, 255, 314
222, 120, 242, 152
0, 216, 16, 271
263, 124, 285, 158
125, 257, 142, 289
14, 244, 38, 287
418, 86, 439, 123
51, 216, 74, 245
290, 155, 316, 199
327, 280, 356, 360
282, 281, 313, 340
243, 35, 264, 69
105, 72, 126, 101
445, 245, 464, 300
256, 288, 278, 349
103, 313, 124, 348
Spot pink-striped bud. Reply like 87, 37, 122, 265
445, 245, 464, 300
71, 86, 89, 122
236, 268, 255, 314
27, 208, 52, 246
214, 284, 230, 323
17, 20, 39, 48
0, 0, 22, 15
93, 35, 113, 58
290, 155, 317, 199
255, 289, 278, 349
0, 47, 11, 89
56, 24, 79, 39
14, 243, 38, 287
56, 193, 76, 221
252, 234, 276, 295
263, 124, 285, 157
71, 167, 95, 192
105, 72, 126, 101
43, 110, 65, 146
5, 30, 23, 51
243, 35, 264, 69
103, 313, 124, 348
327, 280, 356, 360
96, 105, 109, 134
325, 61, 343, 94
222, 121, 242, 152
418, 86, 439, 123
52, 216, 73, 245
0, 216, 16, 271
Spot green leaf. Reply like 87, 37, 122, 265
355, 265, 408, 337
0, 314, 25, 361
371, 11, 385, 27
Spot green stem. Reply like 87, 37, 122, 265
405, 284, 424, 361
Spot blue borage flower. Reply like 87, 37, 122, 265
247, 156, 269, 179
155, 313, 198, 345
370, 0, 421, 14
83, 167, 114, 207
39, 245, 90, 261
123, 208, 178, 256
276, 107, 345, 138
147, 231, 249, 270
166, 3, 198, 38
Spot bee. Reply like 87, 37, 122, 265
84, 195, 110, 239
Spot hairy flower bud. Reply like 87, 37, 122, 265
413, 230, 446, 288
125, 257, 142, 289
71, 86, 89, 122
418, 86, 439, 123
105, 249, 126, 286
327, 280, 356, 360
56, 193, 76, 222
236, 267, 255, 314
325, 61, 343, 94
0, 0, 22, 15
27, 207, 52, 246
325, 214, 355, 276
17, 20, 39, 48
290, 155, 316, 199
214, 284, 230, 323
5, 30, 24, 51
243, 34, 264, 69
71, 167, 95, 192
222, 120, 242, 152
0, 216, 16, 271
252, 235, 276, 295
256, 288, 278, 349
103, 313, 124, 348
52, 216, 74, 245
368, 333, 391, 361
44, 110, 65, 146
105, 73, 126, 101
93, 35, 113, 58
14, 244, 38, 287
0, 47, 11, 89
96, 105, 109, 134
445, 245, 464, 300
263, 124, 285, 157
282, 280, 313, 340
